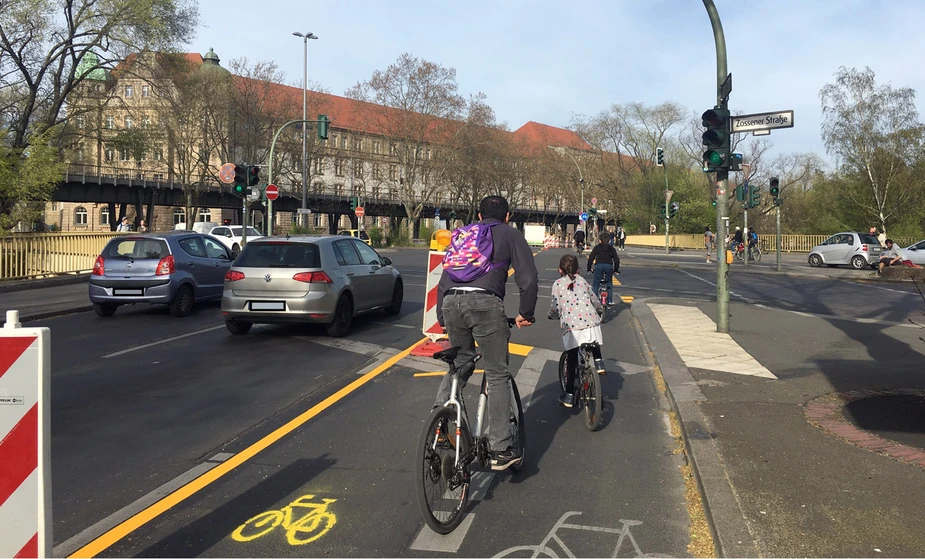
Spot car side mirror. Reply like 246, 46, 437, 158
909, 247, 917, 251
381, 256, 392, 266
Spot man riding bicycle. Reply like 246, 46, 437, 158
435, 195, 538, 471
587, 233, 619, 305
573, 228, 586, 255
747, 227, 758, 257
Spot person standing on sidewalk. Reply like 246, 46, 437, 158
617, 227, 626, 251
587, 233, 619, 305
704, 227, 715, 263
434, 195, 538, 471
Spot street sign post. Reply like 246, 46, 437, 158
731, 110, 794, 134
580, 212, 588, 222
219, 162, 236, 184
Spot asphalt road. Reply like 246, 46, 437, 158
46, 248, 691, 558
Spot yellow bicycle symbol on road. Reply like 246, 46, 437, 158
232, 494, 337, 546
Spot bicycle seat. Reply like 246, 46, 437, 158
433, 346, 461, 363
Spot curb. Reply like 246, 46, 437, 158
630, 300, 760, 558
0, 305, 93, 325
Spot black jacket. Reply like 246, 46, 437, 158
436, 219, 539, 325
573, 230, 586, 243
587, 242, 619, 271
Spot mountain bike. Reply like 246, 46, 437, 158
416, 319, 526, 534
557, 341, 603, 431
734, 242, 762, 262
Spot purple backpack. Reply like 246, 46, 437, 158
442, 222, 505, 282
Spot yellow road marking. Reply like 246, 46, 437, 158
232, 494, 337, 546
509, 343, 532, 356
621, 296, 635, 303
612, 278, 621, 285
70, 338, 427, 558
414, 369, 485, 378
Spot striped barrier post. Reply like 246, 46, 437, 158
412, 251, 451, 357
0, 310, 51, 558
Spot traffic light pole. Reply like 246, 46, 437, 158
776, 204, 782, 272
267, 118, 328, 236
703, 0, 730, 333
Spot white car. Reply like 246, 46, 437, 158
209, 225, 264, 254
903, 239, 925, 265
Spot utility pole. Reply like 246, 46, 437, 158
742, 163, 750, 268
776, 203, 782, 272
703, 0, 730, 333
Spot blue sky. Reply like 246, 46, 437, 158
192, 0, 925, 165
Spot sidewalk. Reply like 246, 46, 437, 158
634, 298, 925, 557
0, 278, 90, 323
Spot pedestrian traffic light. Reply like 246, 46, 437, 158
349, 196, 358, 211
247, 165, 260, 186
711, 199, 717, 207
736, 183, 745, 201
750, 185, 761, 208
233, 164, 246, 197
770, 177, 780, 198
669, 202, 679, 218
701, 108, 730, 172
317, 114, 330, 140
656, 147, 664, 167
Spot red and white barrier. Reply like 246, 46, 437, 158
422, 251, 447, 341
0, 311, 51, 558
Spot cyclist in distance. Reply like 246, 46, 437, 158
573, 227, 586, 256
587, 232, 619, 305
435, 195, 538, 470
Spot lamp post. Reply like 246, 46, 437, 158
547, 145, 585, 220
293, 31, 318, 225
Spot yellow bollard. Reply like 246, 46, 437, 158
726, 250, 734, 264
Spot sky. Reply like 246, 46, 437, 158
189, 0, 925, 166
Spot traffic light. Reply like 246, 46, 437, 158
233, 164, 246, 197
770, 176, 780, 198
711, 199, 717, 207
317, 114, 329, 140
349, 196, 358, 211
749, 185, 761, 208
701, 108, 730, 172
736, 183, 746, 201
247, 166, 260, 186
669, 202, 679, 218
656, 147, 664, 167
659, 203, 668, 219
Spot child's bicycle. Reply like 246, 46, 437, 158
557, 341, 603, 431
416, 318, 527, 534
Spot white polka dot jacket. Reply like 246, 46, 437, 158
549, 274, 603, 334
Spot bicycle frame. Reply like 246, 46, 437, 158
436, 353, 484, 467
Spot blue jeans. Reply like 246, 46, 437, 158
592, 264, 614, 301
434, 291, 513, 451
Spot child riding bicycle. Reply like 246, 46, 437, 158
548, 254, 605, 408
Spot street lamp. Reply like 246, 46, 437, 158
547, 145, 584, 213
293, 31, 318, 223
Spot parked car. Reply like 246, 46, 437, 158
174, 221, 218, 234
89, 231, 235, 317
807, 232, 882, 269
221, 236, 403, 336
903, 239, 925, 265
209, 225, 264, 254
337, 229, 372, 245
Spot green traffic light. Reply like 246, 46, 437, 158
704, 150, 724, 166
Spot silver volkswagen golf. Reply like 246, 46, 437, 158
221, 236, 403, 336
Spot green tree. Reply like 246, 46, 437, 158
0, 128, 64, 231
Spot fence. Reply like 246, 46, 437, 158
626, 234, 921, 254
0, 232, 122, 280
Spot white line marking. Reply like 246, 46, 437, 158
53, 461, 219, 557
410, 514, 475, 553
371, 321, 417, 329
101, 325, 226, 358
866, 284, 918, 296
676, 269, 756, 304
782, 308, 919, 328
208, 452, 235, 463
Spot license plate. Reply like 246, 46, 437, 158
113, 288, 144, 296
249, 301, 285, 311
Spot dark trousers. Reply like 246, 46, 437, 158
564, 345, 603, 393
434, 291, 513, 451
591, 263, 614, 301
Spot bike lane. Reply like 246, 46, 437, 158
79, 251, 691, 558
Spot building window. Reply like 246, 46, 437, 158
389, 143, 396, 156
389, 165, 397, 181
153, 173, 164, 180
330, 135, 337, 148
314, 157, 324, 174
426, 149, 431, 160
173, 208, 185, 225
340, 135, 347, 148
124, 116, 133, 129
138, 150, 145, 162
142, 115, 151, 127
51, 202, 58, 211
75, 116, 84, 129
372, 164, 381, 179
124, 85, 133, 98
198, 209, 211, 222
354, 138, 362, 151
313, 213, 322, 227
74, 207, 88, 226
153, 148, 163, 161
334, 158, 345, 176
120, 149, 129, 161
105, 148, 114, 162
353, 160, 362, 176
372, 185, 380, 197
100, 207, 110, 225
141, 85, 150, 97
106, 116, 114, 129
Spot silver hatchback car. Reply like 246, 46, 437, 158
808, 232, 882, 269
89, 231, 235, 317
221, 236, 403, 336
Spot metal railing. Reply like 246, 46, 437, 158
0, 232, 122, 280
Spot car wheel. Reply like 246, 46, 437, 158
232, 243, 240, 256
851, 255, 867, 270
169, 284, 195, 317
384, 280, 403, 316
225, 318, 252, 335
808, 254, 823, 267
325, 295, 353, 337
93, 303, 117, 317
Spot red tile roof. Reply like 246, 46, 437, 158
512, 121, 591, 152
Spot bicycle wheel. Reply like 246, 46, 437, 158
508, 379, 526, 474
231, 510, 283, 542
416, 406, 470, 534
579, 354, 602, 431
753, 248, 762, 262
558, 351, 568, 394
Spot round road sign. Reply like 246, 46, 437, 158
265, 184, 279, 201
591, 197, 598, 206
355, 206, 366, 218
580, 212, 589, 221
219, 162, 236, 184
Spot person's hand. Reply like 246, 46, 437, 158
515, 315, 533, 329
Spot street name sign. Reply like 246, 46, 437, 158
731, 110, 794, 133
297, 208, 312, 214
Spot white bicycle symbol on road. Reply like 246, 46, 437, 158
494, 511, 670, 558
